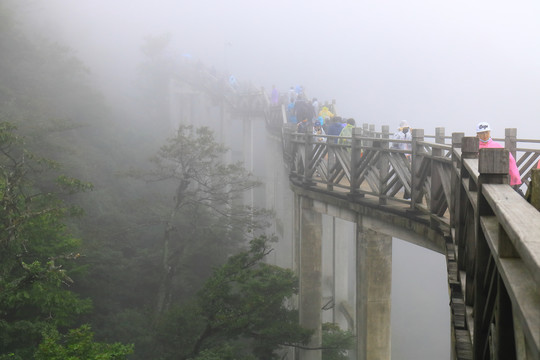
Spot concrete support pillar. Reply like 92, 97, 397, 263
322, 214, 334, 324
299, 197, 323, 360
334, 218, 356, 331
356, 223, 392, 360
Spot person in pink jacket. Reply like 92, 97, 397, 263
476, 122, 522, 186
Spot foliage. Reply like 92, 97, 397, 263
0, 5, 324, 360
321, 323, 355, 360
192, 345, 256, 360
142, 125, 262, 214
155, 236, 313, 360
127, 124, 269, 317
0, 122, 135, 359
0, 4, 143, 358
34, 325, 133, 360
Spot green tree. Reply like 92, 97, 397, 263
0, 122, 90, 357
0, 122, 133, 359
155, 236, 313, 360
0, 4, 152, 357
129, 125, 268, 317
321, 323, 355, 360
34, 325, 133, 360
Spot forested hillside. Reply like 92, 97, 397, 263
0, 2, 350, 359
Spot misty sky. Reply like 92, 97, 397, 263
33, 0, 540, 138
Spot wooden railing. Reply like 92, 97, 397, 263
281, 121, 540, 360
453, 139, 540, 360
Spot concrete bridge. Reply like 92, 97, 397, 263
169, 67, 540, 360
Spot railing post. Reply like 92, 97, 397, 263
410, 128, 424, 208
505, 128, 517, 160
527, 169, 540, 210
368, 124, 376, 151
379, 125, 390, 205
282, 124, 296, 170
326, 140, 335, 192
303, 124, 315, 185
458, 137, 478, 305
430, 127, 445, 220
450, 132, 464, 228
349, 127, 363, 198
474, 148, 512, 360
362, 123, 368, 135
280, 103, 288, 125
461, 137, 480, 191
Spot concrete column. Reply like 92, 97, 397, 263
334, 218, 356, 331
322, 214, 334, 324
356, 222, 392, 360
299, 197, 323, 360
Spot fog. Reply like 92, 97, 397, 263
17, 1, 539, 358
32, 0, 540, 138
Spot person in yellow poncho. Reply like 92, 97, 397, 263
338, 118, 356, 145
318, 106, 334, 121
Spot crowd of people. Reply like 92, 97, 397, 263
270, 86, 537, 196
271, 85, 358, 144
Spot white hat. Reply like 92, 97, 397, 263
476, 122, 491, 133
399, 120, 409, 128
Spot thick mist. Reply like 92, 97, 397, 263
16, 1, 540, 359
32, 0, 540, 138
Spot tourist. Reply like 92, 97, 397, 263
287, 86, 297, 103
297, 118, 310, 133
270, 85, 279, 105
476, 122, 522, 191
327, 117, 344, 144
392, 120, 412, 152
338, 118, 356, 145
313, 119, 326, 143
393, 120, 412, 199
294, 96, 315, 128
287, 98, 297, 124
318, 106, 334, 122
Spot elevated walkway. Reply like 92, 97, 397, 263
281, 115, 540, 360
168, 68, 540, 359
